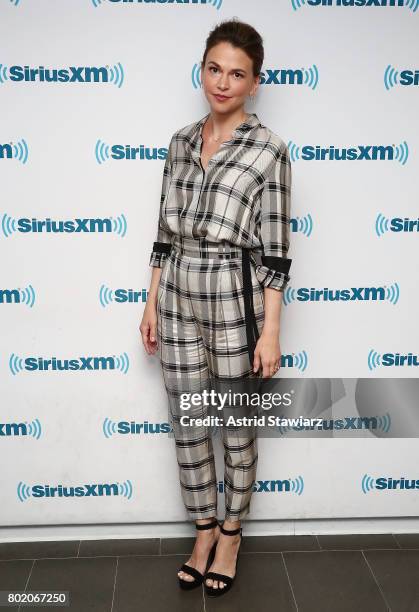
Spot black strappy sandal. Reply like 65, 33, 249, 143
177, 518, 220, 590
204, 522, 243, 597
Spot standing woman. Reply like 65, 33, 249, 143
140, 18, 292, 597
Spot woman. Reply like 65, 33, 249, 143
140, 18, 292, 597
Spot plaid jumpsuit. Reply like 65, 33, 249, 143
149, 112, 292, 520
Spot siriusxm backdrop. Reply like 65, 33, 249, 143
1, 0, 418, 527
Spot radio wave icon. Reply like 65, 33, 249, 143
114, 352, 129, 374
378, 413, 391, 434
367, 349, 382, 371
99, 284, 114, 307
290, 475, 304, 495
95, 139, 110, 164
385, 282, 400, 305
361, 474, 376, 494
191, 63, 202, 89
375, 213, 390, 237
277, 413, 291, 436
303, 64, 319, 90
0, 64, 8, 84
405, 0, 419, 12
91, 0, 103, 6
287, 140, 300, 162
117, 479, 133, 499
393, 141, 409, 165
17, 481, 31, 502
1, 213, 17, 237
9, 353, 24, 376
293, 350, 308, 372
12, 139, 29, 164
283, 286, 296, 306
19, 284, 36, 308
107, 62, 124, 88
384, 65, 399, 90
296, 213, 313, 237
291, 0, 306, 11
111, 214, 127, 237
103, 417, 118, 438
27, 418, 42, 439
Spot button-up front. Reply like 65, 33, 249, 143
149, 112, 292, 291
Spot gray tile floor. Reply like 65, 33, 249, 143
1, 533, 418, 611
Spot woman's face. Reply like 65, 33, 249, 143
201, 41, 259, 115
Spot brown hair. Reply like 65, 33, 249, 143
202, 18, 264, 78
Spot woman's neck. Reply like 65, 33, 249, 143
205, 109, 249, 141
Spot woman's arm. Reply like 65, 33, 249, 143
140, 135, 175, 354
253, 142, 292, 376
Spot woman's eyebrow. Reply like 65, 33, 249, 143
207, 61, 247, 74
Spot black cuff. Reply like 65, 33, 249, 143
261, 255, 292, 275
152, 241, 172, 254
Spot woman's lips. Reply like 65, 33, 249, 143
213, 94, 230, 102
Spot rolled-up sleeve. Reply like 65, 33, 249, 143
254, 142, 292, 292
149, 136, 174, 268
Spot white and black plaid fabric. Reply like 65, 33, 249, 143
157, 236, 264, 520
149, 112, 292, 520
149, 112, 292, 291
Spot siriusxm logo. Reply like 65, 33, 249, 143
362, 474, 419, 494
290, 214, 314, 237
1, 214, 127, 238
376, 213, 419, 235
218, 477, 304, 495
281, 351, 308, 372
0, 285, 35, 307
368, 350, 419, 369
95, 140, 167, 164
92, 0, 222, 8
283, 282, 400, 305
259, 65, 319, 89
288, 140, 409, 164
0, 139, 28, 163
191, 64, 319, 90
291, 0, 417, 12
385, 65, 419, 89
100, 285, 149, 306
9, 352, 130, 375
0, 63, 124, 87
277, 414, 391, 435
17, 480, 133, 502
0, 419, 42, 439
103, 418, 172, 437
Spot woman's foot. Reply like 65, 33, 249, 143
177, 518, 220, 584
205, 519, 241, 591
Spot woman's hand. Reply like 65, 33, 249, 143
253, 330, 281, 377
140, 300, 159, 355
140, 267, 163, 355
253, 286, 283, 376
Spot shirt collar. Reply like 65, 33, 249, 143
190, 112, 263, 155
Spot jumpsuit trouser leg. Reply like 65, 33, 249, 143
157, 236, 265, 521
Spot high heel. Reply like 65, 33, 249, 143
177, 518, 220, 590
204, 521, 243, 597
